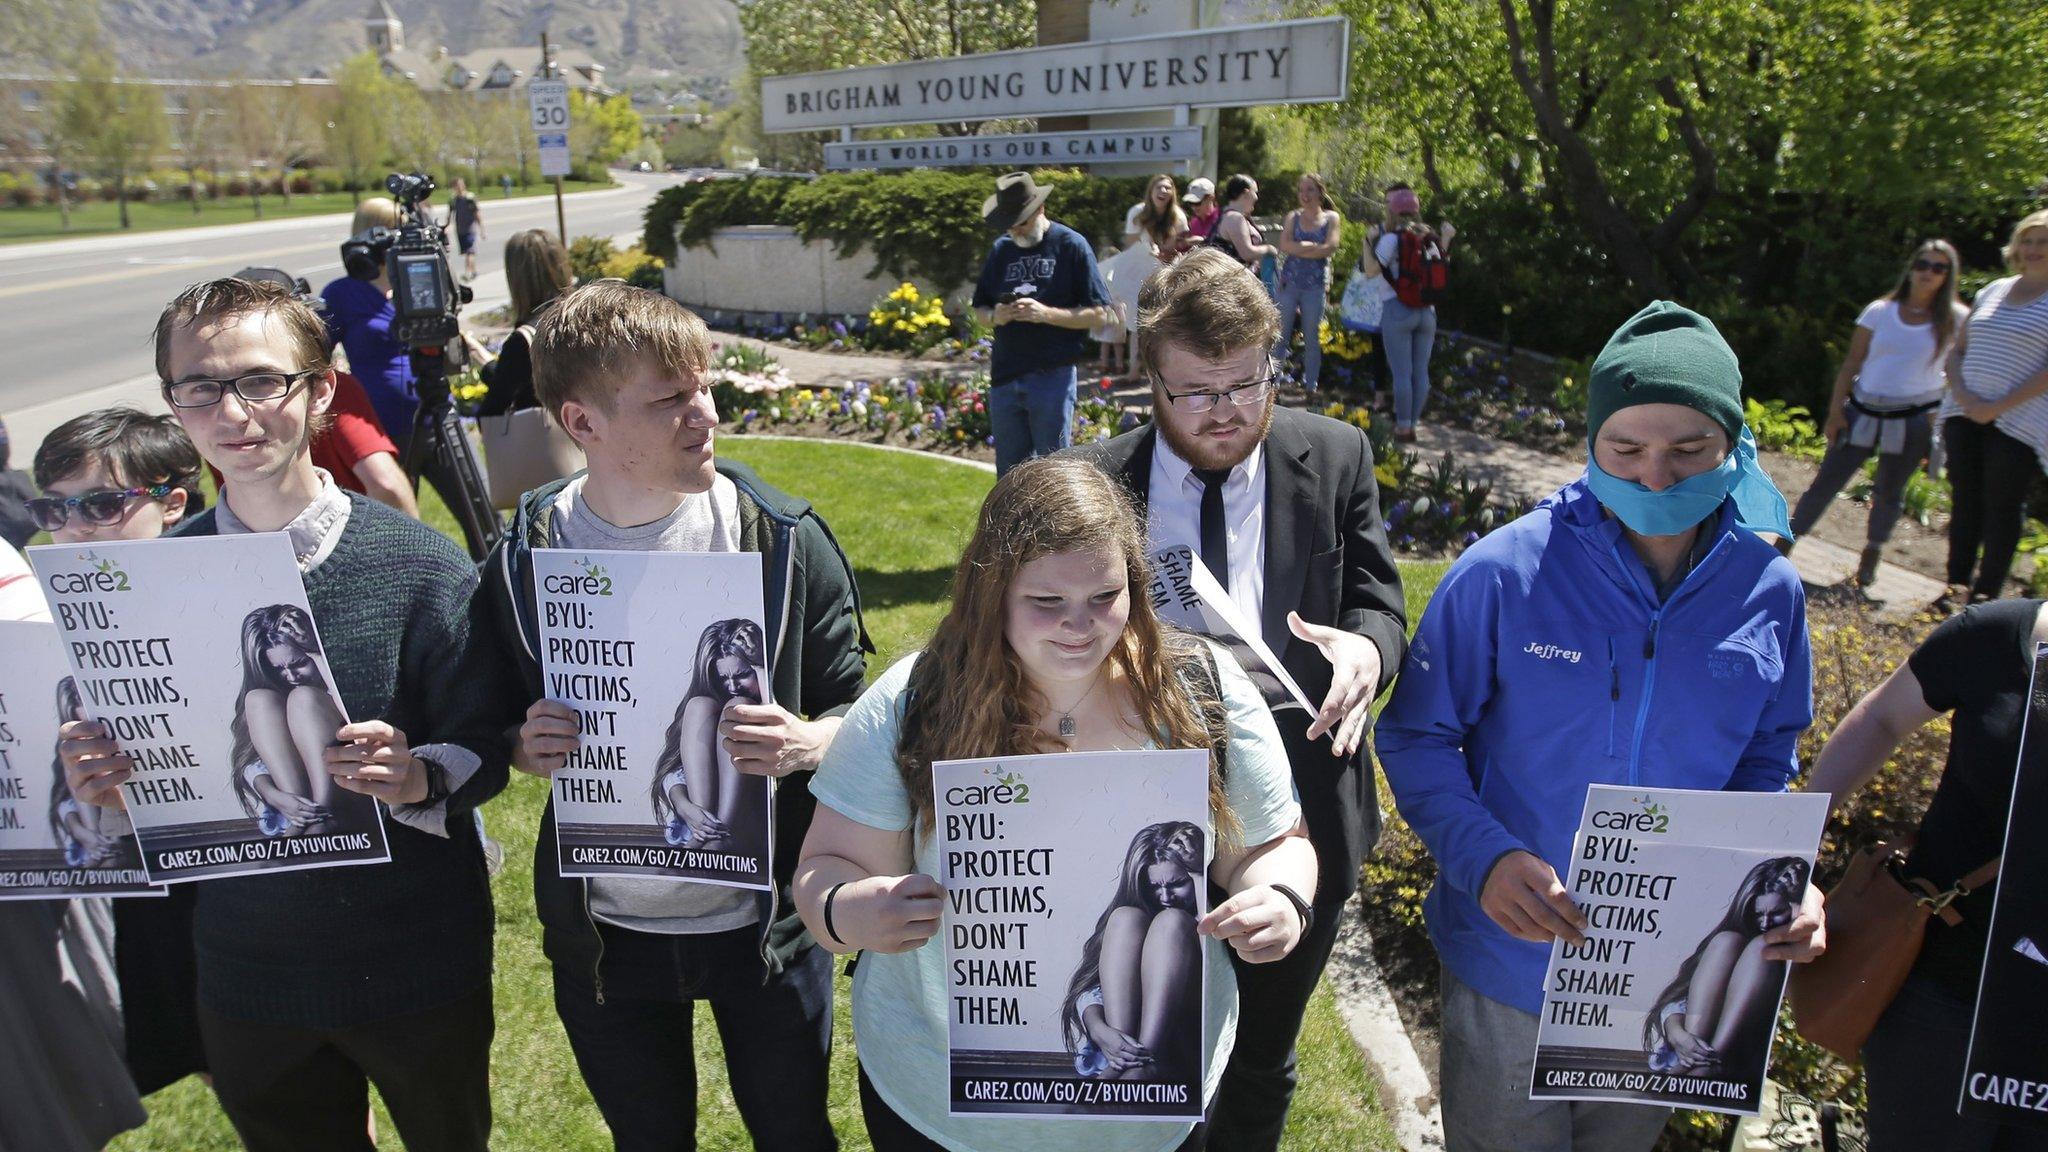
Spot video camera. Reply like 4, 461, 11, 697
333, 172, 502, 560
337, 171, 469, 348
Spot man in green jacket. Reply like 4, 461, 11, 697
478, 282, 871, 1151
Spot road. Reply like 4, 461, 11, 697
0, 170, 676, 459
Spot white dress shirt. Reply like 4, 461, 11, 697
1148, 433, 1267, 627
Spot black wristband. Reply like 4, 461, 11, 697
1269, 883, 1315, 937
823, 881, 850, 947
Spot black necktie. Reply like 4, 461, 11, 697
1195, 467, 1230, 588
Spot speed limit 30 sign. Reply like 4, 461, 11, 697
528, 80, 570, 132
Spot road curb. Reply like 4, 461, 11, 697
1329, 891, 1445, 1150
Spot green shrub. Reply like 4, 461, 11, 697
567, 234, 617, 283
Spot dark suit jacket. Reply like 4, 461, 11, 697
1066, 405, 1408, 900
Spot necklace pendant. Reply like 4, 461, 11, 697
1059, 715, 1077, 738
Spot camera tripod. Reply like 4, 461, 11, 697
402, 344, 504, 560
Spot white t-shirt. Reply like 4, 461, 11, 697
0, 541, 46, 622
1852, 299, 1966, 404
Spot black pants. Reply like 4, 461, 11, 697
856, 1063, 1208, 1151
551, 924, 837, 1152
1864, 975, 2048, 1152
1943, 417, 2041, 596
1205, 714, 1369, 1151
197, 989, 493, 1152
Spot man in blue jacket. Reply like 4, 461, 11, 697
1376, 302, 1827, 1151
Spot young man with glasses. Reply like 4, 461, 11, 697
58, 278, 516, 1152
1066, 247, 1407, 1150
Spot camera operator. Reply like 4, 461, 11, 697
321, 198, 416, 447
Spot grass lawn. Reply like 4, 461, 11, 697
0, 181, 617, 246
107, 438, 1401, 1151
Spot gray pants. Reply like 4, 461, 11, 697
1787, 404, 1934, 545
1440, 966, 1670, 1152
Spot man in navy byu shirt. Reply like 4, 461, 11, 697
972, 172, 1112, 474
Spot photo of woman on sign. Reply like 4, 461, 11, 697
48, 676, 136, 867
1643, 855, 1810, 1078
227, 604, 348, 836
1062, 820, 1207, 1085
651, 617, 768, 851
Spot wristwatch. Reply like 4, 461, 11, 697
416, 754, 451, 805
1269, 883, 1315, 936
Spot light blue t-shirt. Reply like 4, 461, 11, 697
810, 642, 1301, 1152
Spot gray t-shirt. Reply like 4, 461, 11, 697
549, 474, 758, 935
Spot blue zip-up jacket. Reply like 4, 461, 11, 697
1374, 477, 1812, 1015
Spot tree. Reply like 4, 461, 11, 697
59, 49, 168, 230
734, 0, 1038, 163
326, 53, 396, 203
236, 81, 313, 207
568, 90, 643, 170
166, 83, 225, 215
387, 85, 448, 176
1314, 0, 2048, 298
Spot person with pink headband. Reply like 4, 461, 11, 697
1374, 184, 1457, 442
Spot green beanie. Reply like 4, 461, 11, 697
1586, 301, 1744, 446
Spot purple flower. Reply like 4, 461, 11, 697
742, 410, 758, 423
1120, 410, 1140, 430
984, 435, 995, 446
1464, 531, 1481, 546
832, 320, 848, 337
1496, 374, 1511, 390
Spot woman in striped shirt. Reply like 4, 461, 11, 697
1939, 210, 2048, 609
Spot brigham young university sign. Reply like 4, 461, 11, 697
761, 16, 1349, 134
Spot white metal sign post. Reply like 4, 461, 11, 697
528, 74, 572, 241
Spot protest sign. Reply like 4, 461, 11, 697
1531, 785, 1828, 1115
1146, 545, 1312, 715
0, 620, 158, 898
1960, 642, 2048, 1130
934, 749, 1209, 1121
29, 536, 387, 883
536, 549, 773, 891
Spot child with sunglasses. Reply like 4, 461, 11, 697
26, 408, 217, 1102
29, 408, 206, 543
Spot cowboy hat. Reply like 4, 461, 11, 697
982, 172, 1053, 232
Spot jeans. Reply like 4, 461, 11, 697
199, 989, 494, 1152
551, 926, 837, 1152
1943, 416, 2041, 596
1863, 974, 2048, 1152
1439, 966, 1670, 1152
989, 364, 1077, 475
1788, 404, 1935, 546
1381, 298, 1438, 430
1274, 279, 1328, 391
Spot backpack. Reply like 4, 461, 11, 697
1389, 228, 1449, 308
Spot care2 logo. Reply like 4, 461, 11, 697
46, 552, 132, 594
1589, 797, 1669, 834
540, 557, 614, 597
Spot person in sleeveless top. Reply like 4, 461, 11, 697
1274, 174, 1342, 394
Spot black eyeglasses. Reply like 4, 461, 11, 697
1911, 259, 1952, 275
26, 485, 175, 532
1159, 365, 1279, 414
162, 368, 320, 410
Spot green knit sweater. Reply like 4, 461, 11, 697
173, 495, 515, 1027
